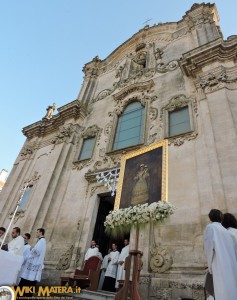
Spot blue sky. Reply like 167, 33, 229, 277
0, 0, 237, 174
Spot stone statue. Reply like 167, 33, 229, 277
44, 103, 56, 120
131, 164, 150, 206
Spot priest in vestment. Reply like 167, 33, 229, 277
115, 239, 129, 289
204, 209, 237, 300
18, 228, 46, 286
102, 243, 120, 292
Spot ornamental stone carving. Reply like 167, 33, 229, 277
72, 159, 93, 171
157, 61, 178, 73
150, 247, 173, 273
149, 107, 158, 121
82, 124, 101, 139
20, 146, 34, 160
168, 132, 198, 146
9, 211, 25, 223
75, 246, 81, 268
24, 171, 41, 185
51, 124, 74, 145
56, 245, 74, 270
163, 94, 190, 112
198, 66, 237, 93
93, 89, 112, 102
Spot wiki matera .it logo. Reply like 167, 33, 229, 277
0, 287, 14, 300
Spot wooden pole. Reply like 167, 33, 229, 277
0, 183, 29, 249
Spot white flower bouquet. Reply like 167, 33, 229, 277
104, 201, 175, 237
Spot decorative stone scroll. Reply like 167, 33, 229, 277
150, 247, 173, 273
93, 89, 112, 102
156, 61, 178, 73
56, 245, 74, 270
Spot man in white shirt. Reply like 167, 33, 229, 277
84, 240, 99, 261
115, 239, 129, 289
8, 227, 24, 256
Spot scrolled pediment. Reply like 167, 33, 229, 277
113, 80, 154, 102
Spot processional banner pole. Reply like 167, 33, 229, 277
0, 183, 29, 250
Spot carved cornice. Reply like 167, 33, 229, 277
179, 38, 237, 77
22, 100, 84, 139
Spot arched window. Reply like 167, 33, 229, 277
112, 101, 145, 150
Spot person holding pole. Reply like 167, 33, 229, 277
8, 227, 24, 256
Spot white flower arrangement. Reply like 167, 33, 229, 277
104, 201, 175, 237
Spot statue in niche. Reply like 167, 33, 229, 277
44, 103, 56, 120
131, 164, 150, 206
132, 51, 147, 71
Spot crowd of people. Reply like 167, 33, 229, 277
0, 226, 46, 287
84, 238, 130, 292
204, 209, 237, 300
1, 209, 237, 299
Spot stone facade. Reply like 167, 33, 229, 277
1, 3, 237, 299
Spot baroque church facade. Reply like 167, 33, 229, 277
1, 2, 237, 299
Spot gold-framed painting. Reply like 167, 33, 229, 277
114, 140, 168, 210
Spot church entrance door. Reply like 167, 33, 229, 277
93, 194, 128, 257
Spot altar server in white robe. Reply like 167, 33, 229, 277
84, 240, 99, 261
204, 209, 237, 300
102, 243, 120, 292
98, 248, 111, 290
8, 227, 24, 256
19, 228, 46, 287
115, 239, 129, 289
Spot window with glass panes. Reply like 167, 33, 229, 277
18, 186, 33, 211
112, 102, 144, 150
79, 137, 96, 160
169, 106, 191, 136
